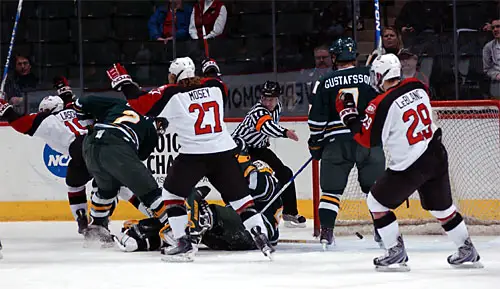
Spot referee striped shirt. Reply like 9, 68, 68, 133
232, 101, 287, 148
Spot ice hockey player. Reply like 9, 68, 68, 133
0, 76, 93, 234
336, 53, 482, 271
73, 95, 169, 246
232, 80, 305, 228
308, 37, 385, 248
106, 57, 274, 261
115, 137, 283, 252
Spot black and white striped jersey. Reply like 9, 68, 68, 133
231, 101, 287, 148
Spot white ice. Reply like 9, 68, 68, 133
0, 221, 499, 289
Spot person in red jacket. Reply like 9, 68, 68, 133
189, 0, 227, 39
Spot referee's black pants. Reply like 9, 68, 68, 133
247, 147, 298, 215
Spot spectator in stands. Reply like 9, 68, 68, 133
148, 0, 192, 43
189, 0, 227, 40
444, 1, 498, 32
2, 54, 37, 114
317, 2, 348, 44
399, 49, 429, 87
483, 18, 500, 99
395, 0, 445, 46
314, 45, 333, 70
366, 26, 404, 65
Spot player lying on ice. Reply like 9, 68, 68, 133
114, 137, 283, 252
335, 53, 482, 271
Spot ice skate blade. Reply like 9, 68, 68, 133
262, 247, 274, 261
450, 261, 484, 269
283, 220, 306, 228
161, 252, 195, 263
375, 263, 411, 272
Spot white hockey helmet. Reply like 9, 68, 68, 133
369, 53, 401, 92
169, 57, 196, 83
39, 95, 64, 113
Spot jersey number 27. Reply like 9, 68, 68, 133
402, 103, 433, 145
189, 101, 222, 135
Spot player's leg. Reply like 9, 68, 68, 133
318, 140, 355, 247
117, 186, 153, 217
248, 147, 304, 228
418, 139, 482, 268
95, 132, 167, 226
161, 153, 207, 261
355, 144, 386, 247
207, 150, 274, 257
66, 136, 92, 234
368, 169, 418, 271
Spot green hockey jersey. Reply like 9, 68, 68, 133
74, 95, 158, 160
308, 66, 377, 144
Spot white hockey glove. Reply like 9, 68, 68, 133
336, 91, 358, 127
106, 63, 137, 91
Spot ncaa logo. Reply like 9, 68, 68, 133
43, 144, 70, 178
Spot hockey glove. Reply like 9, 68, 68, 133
308, 138, 323, 161
106, 63, 137, 91
154, 117, 169, 135
53, 76, 74, 101
0, 99, 13, 117
336, 91, 359, 127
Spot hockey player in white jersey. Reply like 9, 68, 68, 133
336, 54, 482, 271
106, 58, 274, 261
0, 77, 93, 234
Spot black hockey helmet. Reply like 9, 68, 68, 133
261, 80, 281, 98
329, 37, 357, 62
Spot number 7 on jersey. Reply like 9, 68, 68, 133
189, 101, 222, 135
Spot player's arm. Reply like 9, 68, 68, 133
106, 63, 175, 117
335, 92, 383, 148
201, 77, 228, 105
0, 99, 51, 136
307, 79, 329, 159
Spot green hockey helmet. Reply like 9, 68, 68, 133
329, 37, 357, 62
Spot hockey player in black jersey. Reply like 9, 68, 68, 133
73, 95, 169, 246
308, 37, 385, 248
115, 137, 283, 252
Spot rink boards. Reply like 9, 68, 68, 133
0, 119, 499, 221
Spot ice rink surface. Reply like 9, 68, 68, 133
0, 221, 499, 289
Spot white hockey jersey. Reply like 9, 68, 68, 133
125, 78, 235, 154
352, 78, 438, 171
8, 108, 92, 155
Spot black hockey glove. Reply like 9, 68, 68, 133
106, 63, 138, 91
308, 138, 324, 161
336, 91, 359, 127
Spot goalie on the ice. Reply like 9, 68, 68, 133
115, 138, 283, 252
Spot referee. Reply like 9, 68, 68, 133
232, 81, 305, 228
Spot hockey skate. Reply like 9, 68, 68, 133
250, 226, 275, 260
447, 238, 483, 269
374, 235, 410, 272
76, 209, 89, 235
283, 214, 307, 228
320, 227, 335, 250
161, 235, 197, 263
83, 224, 114, 248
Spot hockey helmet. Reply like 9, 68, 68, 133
39, 95, 64, 113
201, 58, 221, 77
233, 137, 252, 172
329, 37, 357, 62
369, 53, 401, 92
169, 57, 196, 83
261, 81, 281, 98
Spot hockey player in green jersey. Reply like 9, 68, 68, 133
114, 137, 283, 252
73, 95, 169, 246
307, 37, 385, 249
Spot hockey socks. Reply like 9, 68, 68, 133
318, 192, 341, 228
373, 211, 400, 249
68, 185, 88, 221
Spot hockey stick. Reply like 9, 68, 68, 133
202, 26, 210, 58
260, 156, 313, 214
373, 0, 382, 54
0, 0, 24, 99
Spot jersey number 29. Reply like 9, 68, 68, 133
189, 101, 222, 135
402, 103, 433, 145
